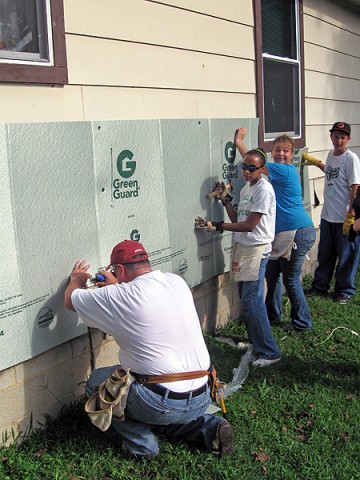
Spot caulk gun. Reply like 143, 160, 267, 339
86, 273, 106, 288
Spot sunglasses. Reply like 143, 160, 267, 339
240, 163, 263, 173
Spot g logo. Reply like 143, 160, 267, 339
117, 150, 136, 178
225, 141, 236, 164
131, 229, 140, 241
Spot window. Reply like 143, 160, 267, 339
254, 0, 304, 149
0, 0, 67, 84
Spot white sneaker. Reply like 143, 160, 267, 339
251, 357, 281, 368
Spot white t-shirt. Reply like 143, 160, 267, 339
322, 149, 360, 223
234, 177, 276, 251
71, 270, 210, 392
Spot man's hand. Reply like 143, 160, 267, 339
343, 213, 355, 236
95, 270, 119, 286
195, 216, 223, 232
70, 260, 92, 286
65, 260, 91, 311
208, 181, 233, 206
302, 152, 322, 167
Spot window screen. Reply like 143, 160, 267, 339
262, 0, 297, 59
0, 0, 51, 64
261, 0, 301, 139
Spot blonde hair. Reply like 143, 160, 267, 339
272, 135, 294, 154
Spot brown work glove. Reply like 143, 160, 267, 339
343, 213, 355, 236
195, 216, 224, 232
301, 152, 322, 167
208, 181, 233, 206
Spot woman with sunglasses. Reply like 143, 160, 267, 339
196, 148, 281, 367
235, 129, 316, 332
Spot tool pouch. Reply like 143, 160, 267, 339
85, 367, 135, 432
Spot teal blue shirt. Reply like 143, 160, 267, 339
266, 162, 313, 234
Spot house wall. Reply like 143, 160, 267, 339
0, 0, 256, 123
1, 0, 360, 443
303, 0, 360, 236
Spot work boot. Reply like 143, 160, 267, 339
212, 420, 235, 458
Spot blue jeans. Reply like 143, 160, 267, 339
237, 255, 281, 360
86, 366, 223, 457
266, 225, 316, 329
312, 219, 360, 296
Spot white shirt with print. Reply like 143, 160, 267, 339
322, 149, 360, 223
234, 177, 276, 251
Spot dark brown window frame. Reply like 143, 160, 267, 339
0, 0, 67, 85
253, 0, 305, 151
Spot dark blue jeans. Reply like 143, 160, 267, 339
312, 219, 360, 296
238, 255, 281, 360
266, 225, 316, 329
86, 366, 223, 457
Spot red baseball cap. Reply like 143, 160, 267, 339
107, 240, 148, 268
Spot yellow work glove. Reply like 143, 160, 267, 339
343, 213, 355, 236
207, 181, 233, 206
302, 152, 322, 167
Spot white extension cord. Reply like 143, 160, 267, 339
314, 326, 359, 346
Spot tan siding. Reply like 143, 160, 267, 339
303, 0, 360, 215
0, 85, 85, 123
305, 98, 360, 128
304, 0, 360, 34
0, 0, 256, 125
81, 88, 256, 121
305, 124, 337, 152
304, 43, 360, 78
67, 35, 255, 91
0, 86, 256, 124
65, 0, 254, 59
304, 13, 360, 58
305, 72, 360, 103
137, 0, 253, 25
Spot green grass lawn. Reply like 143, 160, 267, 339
1, 275, 359, 480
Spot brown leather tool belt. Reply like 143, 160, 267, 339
131, 366, 217, 400
131, 368, 212, 384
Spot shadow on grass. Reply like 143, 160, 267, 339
206, 336, 359, 395
273, 355, 360, 393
